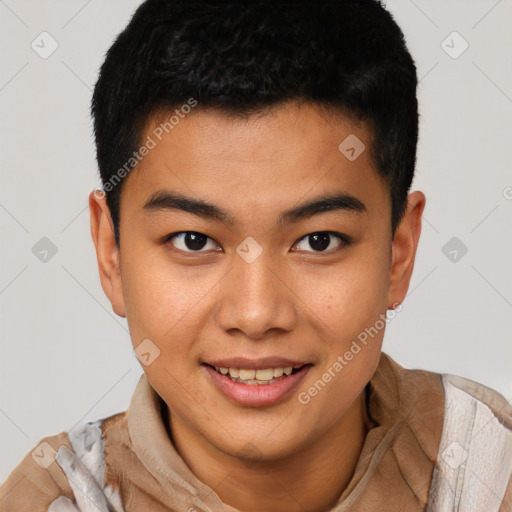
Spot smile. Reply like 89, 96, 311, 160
210, 365, 303, 385
203, 363, 313, 407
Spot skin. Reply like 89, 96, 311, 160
89, 101, 425, 512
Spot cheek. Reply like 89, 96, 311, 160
120, 252, 182, 343
299, 241, 390, 386
304, 253, 389, 331
120, 251, 221, 354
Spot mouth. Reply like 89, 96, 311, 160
202, 362, 313, 407
205, 363, 307, 385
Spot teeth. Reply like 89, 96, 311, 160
255, 368, 274, 380
213, 364, 303, 383
239, 369, 256, 380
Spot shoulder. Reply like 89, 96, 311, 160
379, 352, 512, 426
440, 372, 512, 427
427, 372, 512, 511
0, 412, 127, 512
382, 355, 512, 510
0, 430, 74, 512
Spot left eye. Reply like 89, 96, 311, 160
165, 231, 220, 252
293, 232, 348, 253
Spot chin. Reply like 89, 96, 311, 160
212, 421, 310, 463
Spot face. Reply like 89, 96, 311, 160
90, 101, 423, 463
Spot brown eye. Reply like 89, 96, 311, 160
166, 231, 219, 252
293, 232, 349, 253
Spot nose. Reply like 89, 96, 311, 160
215, 250, 298, 340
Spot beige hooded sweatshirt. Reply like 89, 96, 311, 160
1, 352, 511, 512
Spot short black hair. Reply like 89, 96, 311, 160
91, 0, 418, 247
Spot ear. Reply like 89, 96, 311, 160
387, 191, 426, 309
88, 190, 126, 317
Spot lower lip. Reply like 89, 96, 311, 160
203, 364, 311, 407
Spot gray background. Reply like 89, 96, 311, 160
1, 0, 511, 483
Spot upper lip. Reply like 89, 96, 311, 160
204, 357, 310, 369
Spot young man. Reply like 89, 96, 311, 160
1, 1, 511, 511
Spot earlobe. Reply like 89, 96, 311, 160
88, 190, 126, 318
387, 191, 426, 309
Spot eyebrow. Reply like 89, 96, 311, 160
142, 190, 367, 227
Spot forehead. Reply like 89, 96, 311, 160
120, 101, 389, 226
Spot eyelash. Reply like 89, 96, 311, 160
162, 231, 351, 254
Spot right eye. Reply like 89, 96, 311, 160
163, 231, 221, 253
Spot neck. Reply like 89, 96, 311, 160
168, 389, 374, 512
